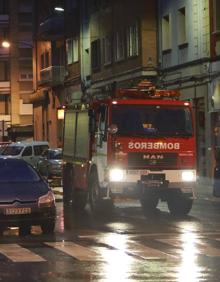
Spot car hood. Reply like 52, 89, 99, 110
0, 181, 49, 203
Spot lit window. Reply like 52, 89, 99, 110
162, 14, 171, 51
126, 22, 139, 57
102, 35, 112, 65
115, 30, 124, 61
66, 37, 79, 64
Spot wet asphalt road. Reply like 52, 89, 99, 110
1, 182, 220, 281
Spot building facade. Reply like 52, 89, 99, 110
31, 0, 158, 148
0, 0, 33, 141
157, 0, 212, 178
31, 0, 65, 148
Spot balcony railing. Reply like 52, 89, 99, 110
39, 66, 66, 86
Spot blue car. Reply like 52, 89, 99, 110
0, 158, 56, 235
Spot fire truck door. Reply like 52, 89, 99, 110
94, 105, 108, 185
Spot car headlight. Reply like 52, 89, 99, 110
109, 168, 125, 182
38, 191, 55, 207
181, 170, 196, 182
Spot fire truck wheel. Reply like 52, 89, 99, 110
62, 165, 73, 206
140, 189, 159, 214
89, 171, 114, 214
72, 189, 88, 210
167, 193, 193, 216
89, 171, 101, 212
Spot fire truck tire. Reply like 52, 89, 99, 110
72, 189, 88, 210
62, 165, 73, 206
140, 189, 159, 214
167, 193, 193, 216
89, 170, 114, 214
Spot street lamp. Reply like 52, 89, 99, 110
57, 106, 65, 120
2, 40, 10, 48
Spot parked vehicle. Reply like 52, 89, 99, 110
0, 141, 49, 168
0, 158, 56, 235
0, 142, 11, 154
62, 80, 197, 216
37, 148, 63, 178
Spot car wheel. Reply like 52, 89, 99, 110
41, 220, 55, 234
19, 225, 31, 236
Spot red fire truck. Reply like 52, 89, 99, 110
62, 81, 197, 216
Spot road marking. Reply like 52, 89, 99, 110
158, 238, 220, 257
126, 242, 175, 260
45, 241, 98, 261
94, 236, 175, 260
0, 244, 45, 262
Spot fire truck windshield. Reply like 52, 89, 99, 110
112, 105, 193, 137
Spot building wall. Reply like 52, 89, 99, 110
89, 0, 157, 92
158, 0, 212, 178
158, 0, 210, 68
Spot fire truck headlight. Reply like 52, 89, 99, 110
181, 170, 196, 182
109, 168, 124, 182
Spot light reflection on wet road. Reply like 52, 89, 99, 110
1, 191, 220, 281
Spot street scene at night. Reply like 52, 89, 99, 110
0, 0, 220, 281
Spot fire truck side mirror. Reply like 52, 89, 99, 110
89, 116, 96, 133
108, 124, 118, 134
88, 109, 96, 133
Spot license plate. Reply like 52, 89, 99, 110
5, 208, 31, 215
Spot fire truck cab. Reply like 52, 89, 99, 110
62, 81, 197, 216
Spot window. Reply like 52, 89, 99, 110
115, 30, 124, 61
126, 22, 139, 57
0, 94, 9, 115
0, 0, 9, 14
40, 51, 50, 70
213, 0, 220, 32
162, 14, 171, 51
0, 61, 9, 81
40, 54, 44, 69
20, 73, 33, 81
34, 145, 49, 156
22, 146, 32, 157
66, 37, 79, 64
91, 39, 101, 71
178, 7, 186, 45
45, 51, 50, 68
102, 35, 112, 65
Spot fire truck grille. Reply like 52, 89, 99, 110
127, 153, 177, 167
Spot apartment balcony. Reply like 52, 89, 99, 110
0, 81, 10, 93
38, 66, 65, 87
38, 14, 64, 40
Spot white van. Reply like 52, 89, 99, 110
0, 141, 49, 168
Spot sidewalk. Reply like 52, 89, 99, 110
196, 176, 220, 202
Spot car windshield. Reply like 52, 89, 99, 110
112, 104, 193, 137
1, 146, 23, 156
0, 161, 41, 182
48, 150, 62, 160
